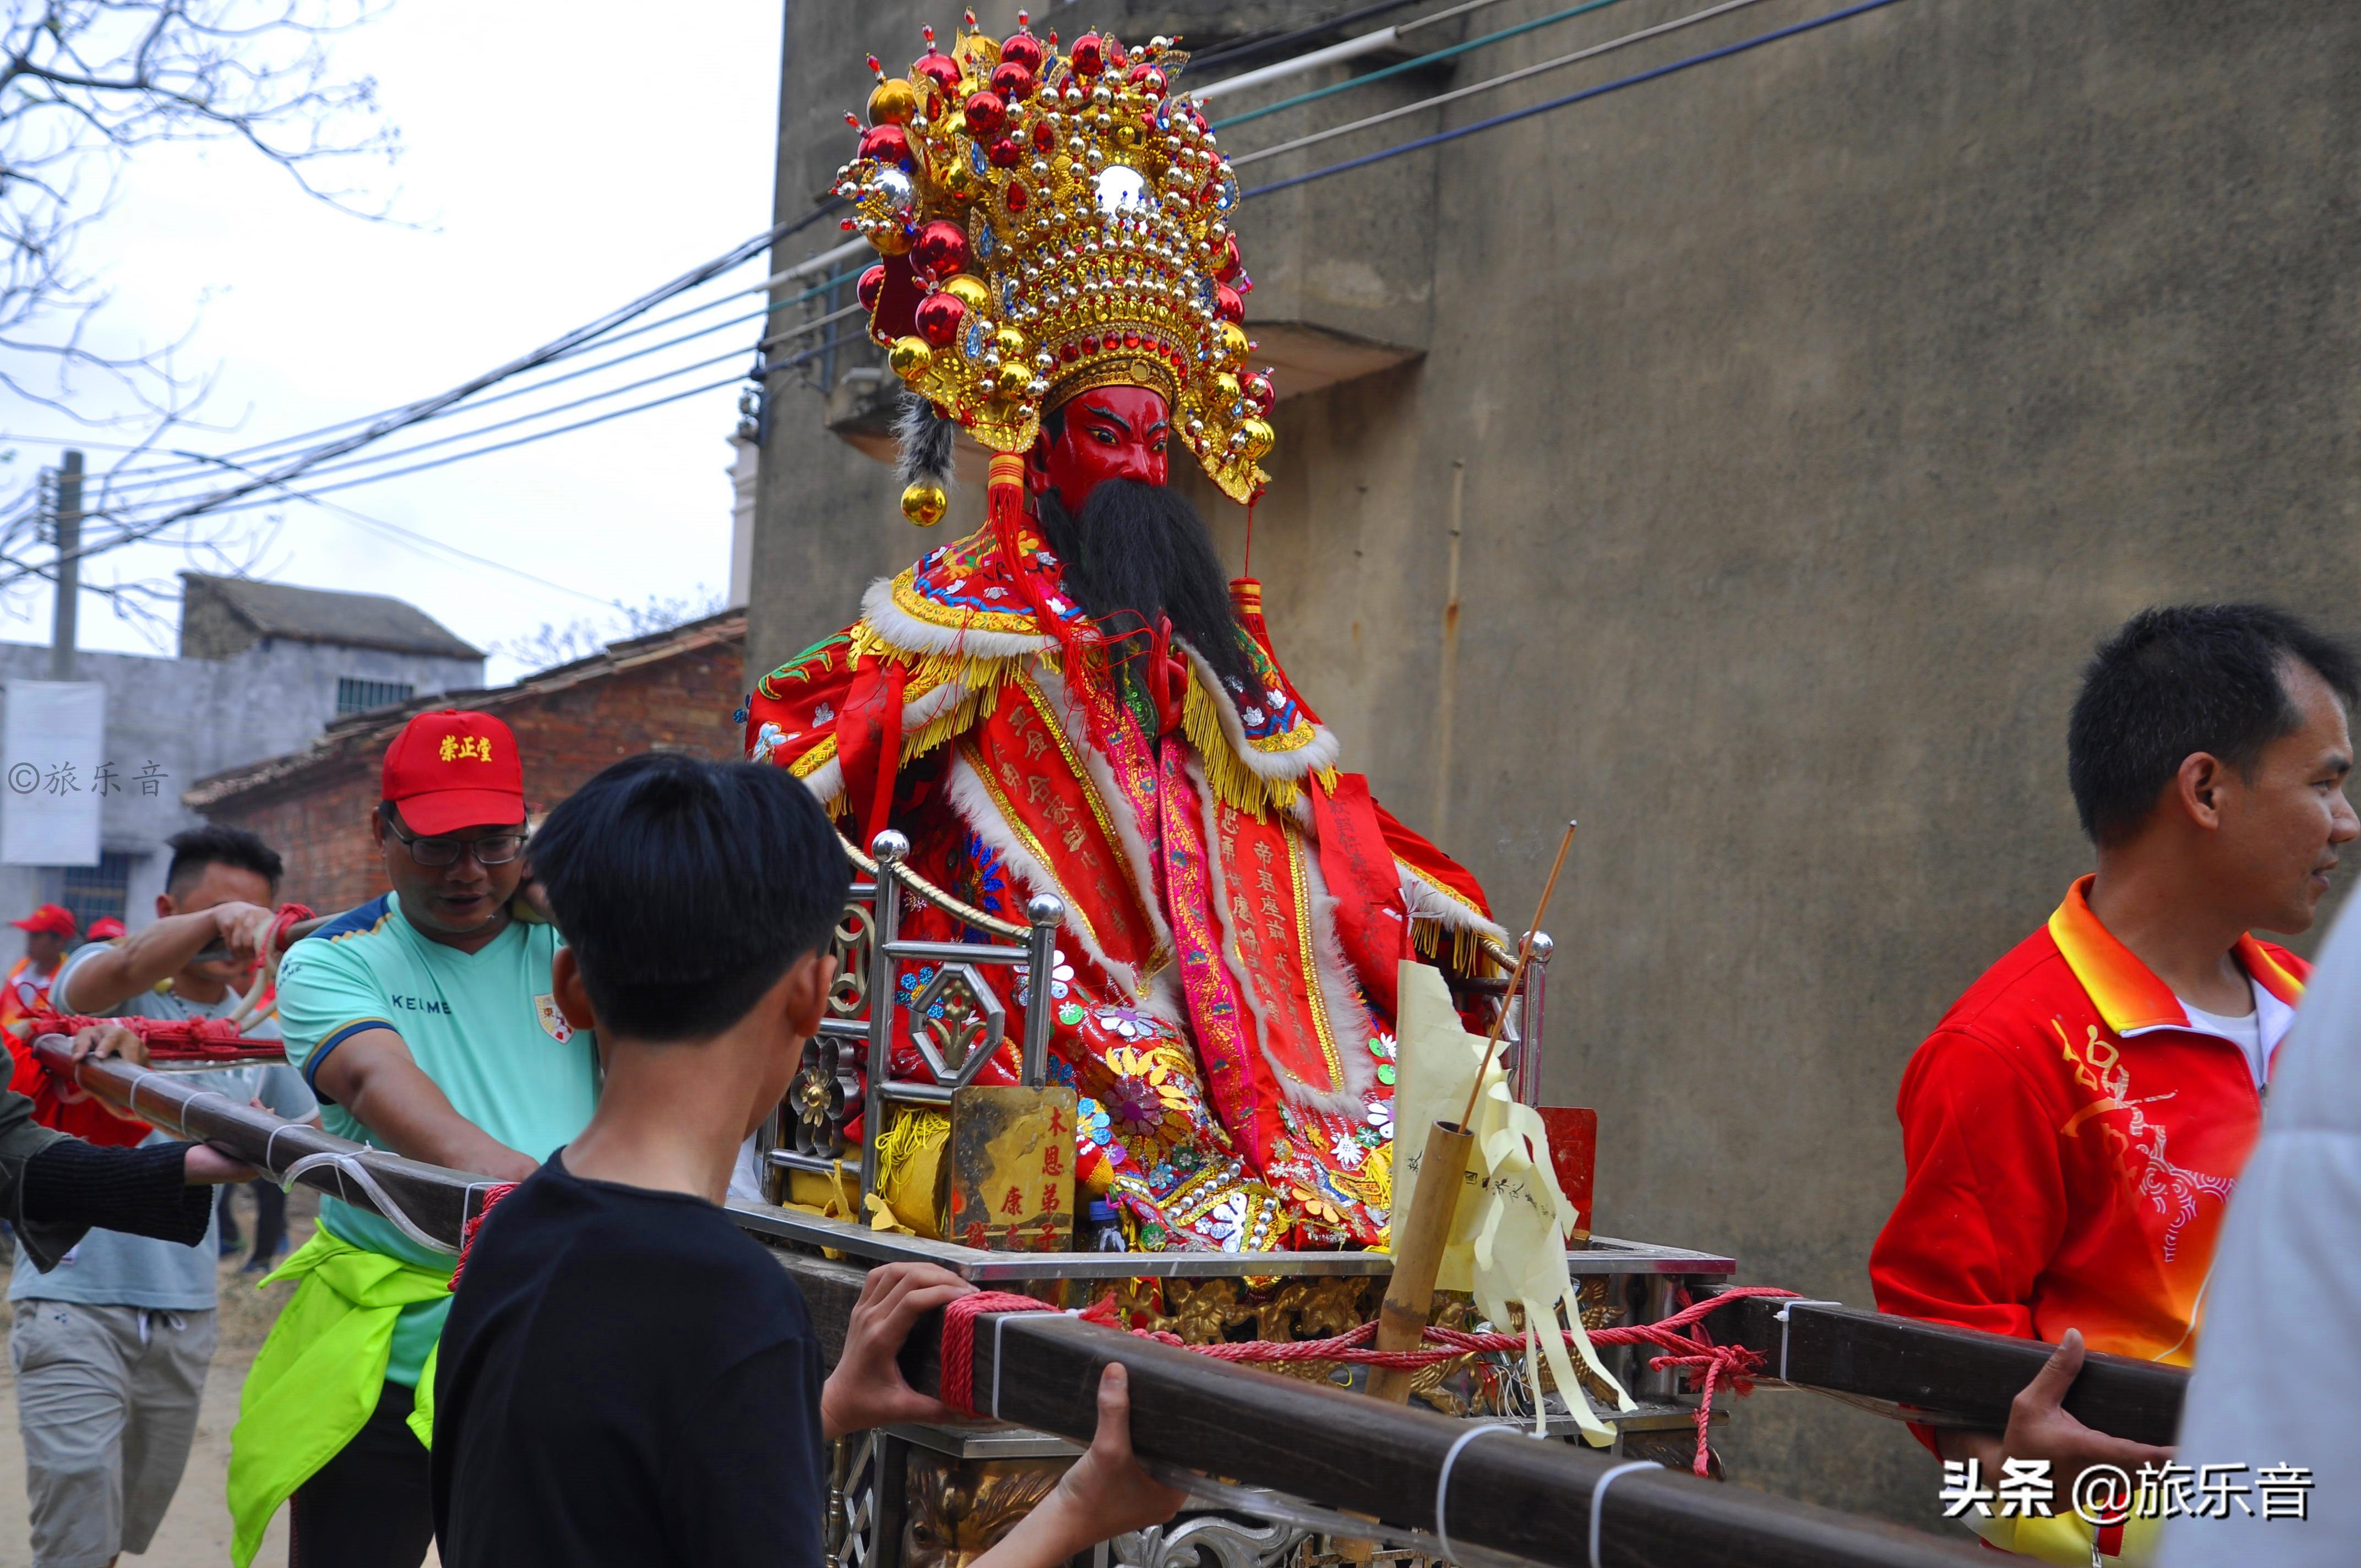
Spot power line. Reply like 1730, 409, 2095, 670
99, 318, 867, 533
1188, 0, 1434, 74
1212, 0, 1640, 131
0, 231, 776, 588
96, 268, 864, 507
1241, 0, 1911, 202
84, 250, 862, 492
271, 493, 619, 608
1230, 0, 1775, 170
107, 371, 747, 520
0, 207, 852, 568
108, 343, 750, 504
1194, 0, 1523, 105
66, 440, 657, 612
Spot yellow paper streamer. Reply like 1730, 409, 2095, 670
1392, 959, 1634, 1444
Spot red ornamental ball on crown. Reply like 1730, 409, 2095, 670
1216, 233, 1244, 282
964, 90, 1008, 138
1128, 63, 1166, 97
1242, 372, 1276, 412
989, 60, 1036, 102
986, 136, 1023, 169
1214, 284, 1245, 324
858, 123, 911, 168
1069, 32, 1105, 76
914, 289, 966, 349
999, 29, 1047, 74
910, 219, 970, 282
857, 264, 888, 313
913, 36, 962, 96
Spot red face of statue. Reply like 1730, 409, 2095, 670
1031, 385, 1170, 515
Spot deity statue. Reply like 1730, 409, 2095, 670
745, 15, 1502, 1251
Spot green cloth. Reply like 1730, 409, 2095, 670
226, 1226, 454, 1568
276, 892, 597, 1386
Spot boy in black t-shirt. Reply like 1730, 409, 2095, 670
429, 753, 1182, 1568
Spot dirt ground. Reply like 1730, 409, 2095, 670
0, 1186, 443, 1568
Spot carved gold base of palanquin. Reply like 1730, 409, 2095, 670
1082, 1276, 1624, 1418
886, 1440, 1396, 1568
901, 1449, 1071, 1568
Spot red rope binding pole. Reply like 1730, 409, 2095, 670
1073, 1284, 1800, 1477
18, 1013, 288, 1063
448, 1181, 520, 1291
941, 1291, 1064, 1417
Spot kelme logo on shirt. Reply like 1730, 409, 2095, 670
535, 994, 574, 1043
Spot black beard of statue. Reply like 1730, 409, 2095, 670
1033, 478, 1260, 693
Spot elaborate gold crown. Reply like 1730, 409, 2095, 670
834, 11, 1275, 503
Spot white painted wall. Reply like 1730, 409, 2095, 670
0, 636, 483, 936
727, 434, 759, 608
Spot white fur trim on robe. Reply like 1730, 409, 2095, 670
1177, 643, 1340, 783
861, 576, 1058, 661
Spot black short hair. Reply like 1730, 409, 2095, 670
528, 752, 851, 1042
165, 825, 283, 897
2068, 604, 2359, 844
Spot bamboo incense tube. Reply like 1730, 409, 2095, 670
1364, 1117, 1478, 1407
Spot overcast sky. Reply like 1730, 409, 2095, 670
0, 0, 788, 684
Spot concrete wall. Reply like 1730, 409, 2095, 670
752, 0, 2361, 1528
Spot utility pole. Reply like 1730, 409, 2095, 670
49, 449, 80, 680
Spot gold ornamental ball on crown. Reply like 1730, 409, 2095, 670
834, 11, 1274, 502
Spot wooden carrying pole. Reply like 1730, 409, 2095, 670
1699, 1291, 2185, 1447
44, 1048, 2191, 1567
711, 1248, 1995, 1568
28, 1036, 492, 1251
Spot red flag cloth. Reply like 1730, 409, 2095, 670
1372, 798, 1493, 921
1310, 774, 1408, 1020
6, 1032, 150, 1147
6, 1012, 289, 1146
835, 656, 908, 852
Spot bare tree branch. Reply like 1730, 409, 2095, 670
0, 0, 398, 628
493, 589, 729, 677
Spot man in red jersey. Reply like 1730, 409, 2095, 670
1870, 604, 2356, 1556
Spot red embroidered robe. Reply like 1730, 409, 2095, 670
744, 519, 1498, 1250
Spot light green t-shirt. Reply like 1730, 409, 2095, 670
276, 892, 598, 1385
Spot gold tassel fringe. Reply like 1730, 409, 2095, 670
1182, 671, 1301, 820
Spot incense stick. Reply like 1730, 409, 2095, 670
1454, 819, 1576, 1130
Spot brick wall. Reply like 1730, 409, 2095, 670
202, 637, 747, 916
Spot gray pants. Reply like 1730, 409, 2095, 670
10, 1299, 217, 1568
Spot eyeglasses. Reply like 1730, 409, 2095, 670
385, 821, 526, 868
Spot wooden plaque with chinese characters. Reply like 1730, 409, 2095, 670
948, 1085, 1078, 1253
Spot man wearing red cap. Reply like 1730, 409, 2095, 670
227, 710, 599, 1568
1, 904, 77, 1028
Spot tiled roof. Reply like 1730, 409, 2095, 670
182, 608, 746, 808
182, 571, 483, 659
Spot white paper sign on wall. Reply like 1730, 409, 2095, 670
2, 682, 107, 868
